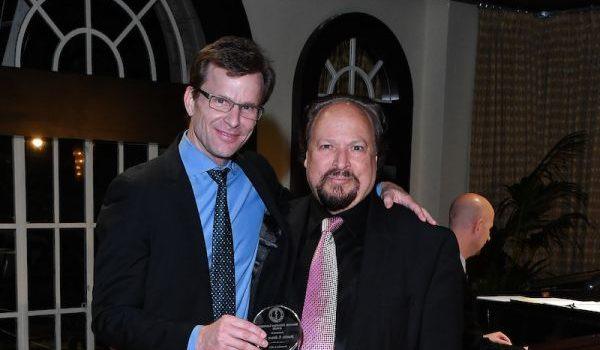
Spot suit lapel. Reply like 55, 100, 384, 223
287, 196, 318, 314
348, 195, 396, 348
162, 136, 212, 308
234, 153, 288, 312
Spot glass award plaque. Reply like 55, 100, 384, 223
253, 305, 302, 350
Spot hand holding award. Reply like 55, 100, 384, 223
253, 305, 302, 349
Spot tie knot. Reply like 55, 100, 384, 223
322, 216, 344, 236
207, 168, 229, 186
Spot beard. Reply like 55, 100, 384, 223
316, 169, 360, 212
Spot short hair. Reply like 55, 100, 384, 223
301, 95, 387, 159
188, 36, 275, 105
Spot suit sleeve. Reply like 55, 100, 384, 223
420, 228, 464, 350
92, 174, 195, 350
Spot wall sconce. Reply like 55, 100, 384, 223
73, 148, 84, 178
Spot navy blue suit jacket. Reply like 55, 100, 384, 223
92, 135, 290, 350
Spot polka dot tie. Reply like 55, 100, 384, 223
301, 216, 343, 350
207, 168, 236, 319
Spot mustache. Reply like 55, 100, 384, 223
322, 168, 358, 180
317, 168, 360, 211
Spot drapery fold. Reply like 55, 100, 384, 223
470, 8, 600, 275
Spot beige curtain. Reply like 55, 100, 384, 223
470, 8, 600, 275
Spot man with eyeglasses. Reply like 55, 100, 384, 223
196, 89, 264, 120
92, 36, 432, 350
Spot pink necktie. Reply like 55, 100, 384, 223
301, 216, 344, 350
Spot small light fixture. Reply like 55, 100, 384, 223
73, 148, 85, 178
31, 137, 45, 150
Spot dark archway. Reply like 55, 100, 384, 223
192, 0, 251, 43
290, 12, 413, 195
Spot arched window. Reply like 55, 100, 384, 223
291, 13, 413, 194
2, 0, 201, 82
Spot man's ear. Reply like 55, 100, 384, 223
183, 86, 196, 116
473, 217, 484, 236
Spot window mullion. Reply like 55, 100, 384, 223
118, 142, 124, 174
13, 136, 29, 350
85, 0, 92, 75
348, 38, 356, 95
148, 143, 158, 160
52, 138, 61, 350
84, 140, 95, 349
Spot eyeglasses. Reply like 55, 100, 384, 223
196, 88, 264, 121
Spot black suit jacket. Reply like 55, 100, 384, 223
92, 135, 290, 350
281, 193, 464, 350
464, 275, 487, 349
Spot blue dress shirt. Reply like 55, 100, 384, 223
179, 132, 265, 349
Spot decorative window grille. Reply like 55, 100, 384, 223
1, 0, 193, 82
318, 37, 394, 103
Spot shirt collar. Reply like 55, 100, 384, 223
460, 255, 466, 274
309, 191, 371, 239
178, 130, 239, 178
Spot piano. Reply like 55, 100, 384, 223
475, 270, 600, 349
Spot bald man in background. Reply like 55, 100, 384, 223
449, 193, 525, 350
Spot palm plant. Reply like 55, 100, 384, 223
471, 132, 589, 293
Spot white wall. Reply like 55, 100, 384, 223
438, 2, 479, 225
243, 0, 478, 221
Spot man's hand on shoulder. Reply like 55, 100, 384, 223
379, 181, 437, 225
196, 315, 267, 350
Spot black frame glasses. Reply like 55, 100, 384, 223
196, 88, 264, 121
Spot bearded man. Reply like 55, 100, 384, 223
278, 95, 464, 350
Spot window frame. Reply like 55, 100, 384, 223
0, 136, 157, 349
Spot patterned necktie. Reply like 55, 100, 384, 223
207, 168, 236, 319
301, 216, 344, 350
